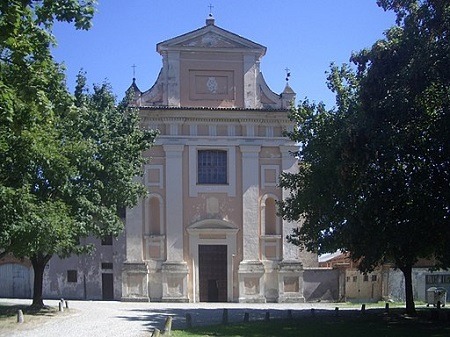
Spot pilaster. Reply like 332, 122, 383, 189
124, 198, 144, 262
161, 261, 189, 302
280, 145, 300, 260
240, 145, 261, 261
167, 51, 180, 107
163, 144, 185, 262
243, 54, 259, 108
239, 145, 265, 302
121, 263, 149, 301
238, 261, 266, 303
277, 260, 305, 303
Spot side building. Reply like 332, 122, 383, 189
121, 15, 318, 303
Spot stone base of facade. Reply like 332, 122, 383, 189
238, 260, 266, 303
277, 260, 305, 303
161, 261, 189, 303
278, 294, 305, 303
121, 262, 150, 302
121, 297, 151, 302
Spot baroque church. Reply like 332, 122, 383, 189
121, 15, 317, 303
0, 15, 318, 302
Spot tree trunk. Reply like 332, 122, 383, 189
400, 264, 416, 316
30, 254, 51, 309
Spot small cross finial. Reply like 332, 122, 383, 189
132, 64, 137, 79
208, 3, 214, 15
285, 67, 291, 83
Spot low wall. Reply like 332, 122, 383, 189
303, 268, 340, 302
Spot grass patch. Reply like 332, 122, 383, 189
0, 303, 67, 334
172, 309, 450, 337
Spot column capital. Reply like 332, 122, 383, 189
239, 145, 261, 155
163, 144, 184, 154
279, 145, 299, 157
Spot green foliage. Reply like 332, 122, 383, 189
0, 0, 157, 307
279, 0, 449, 314
0, 0, 95, 65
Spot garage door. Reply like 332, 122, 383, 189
0, 264, 32, 298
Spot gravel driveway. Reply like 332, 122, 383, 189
1, 299, 342, 336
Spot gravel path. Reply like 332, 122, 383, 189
1, 299, 349, 337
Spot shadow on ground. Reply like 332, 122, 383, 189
115, 307, 450, 335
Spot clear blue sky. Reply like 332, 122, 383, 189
52, 1, 396, 109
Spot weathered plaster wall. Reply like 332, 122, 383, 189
303, 268, 340, 302
43, 234, 125, 300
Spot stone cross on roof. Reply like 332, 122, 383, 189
132, 64, 137, 80
285, 67, 291, 83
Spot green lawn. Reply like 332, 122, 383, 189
172, 309, 450, 337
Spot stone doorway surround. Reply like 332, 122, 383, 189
187, 219, 239, 302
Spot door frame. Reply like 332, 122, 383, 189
187, 219, 238, 302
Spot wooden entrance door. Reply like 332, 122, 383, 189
199, 245, 227, 302
102, 273, 114, 300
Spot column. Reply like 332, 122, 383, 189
122, 185, 149, 301
277, 145, 305, 303
280, 145, 300, 260
162, 144, 189, 302
238, 145, 265, 303
163, 144, 184, 262
167, 51, 180, 107
125, 197, 144, 262
240, 145, 261, 261
243, 55, 258, 108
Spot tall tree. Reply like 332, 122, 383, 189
279, 0, 449, 315
0, 1, 157, 307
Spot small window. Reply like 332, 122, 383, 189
198, 150, 227, 184
353, 276, 357, 282
101, 262, 113, 270
443, 275, 450, 283
346, 276, 350, 282
371, 275, 377, 282
67, 270, 77, 283
426, 275, 442, 284
101, 235, 113, 246
363, 275, 369, 282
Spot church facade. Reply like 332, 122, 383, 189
0, 16, 318, 303
121, 16, 317, 303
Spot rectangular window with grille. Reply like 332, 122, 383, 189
426, 275, 442, 284
198, 150, 227, 184
101, 263, 113, 270
67, 270, 77, 283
